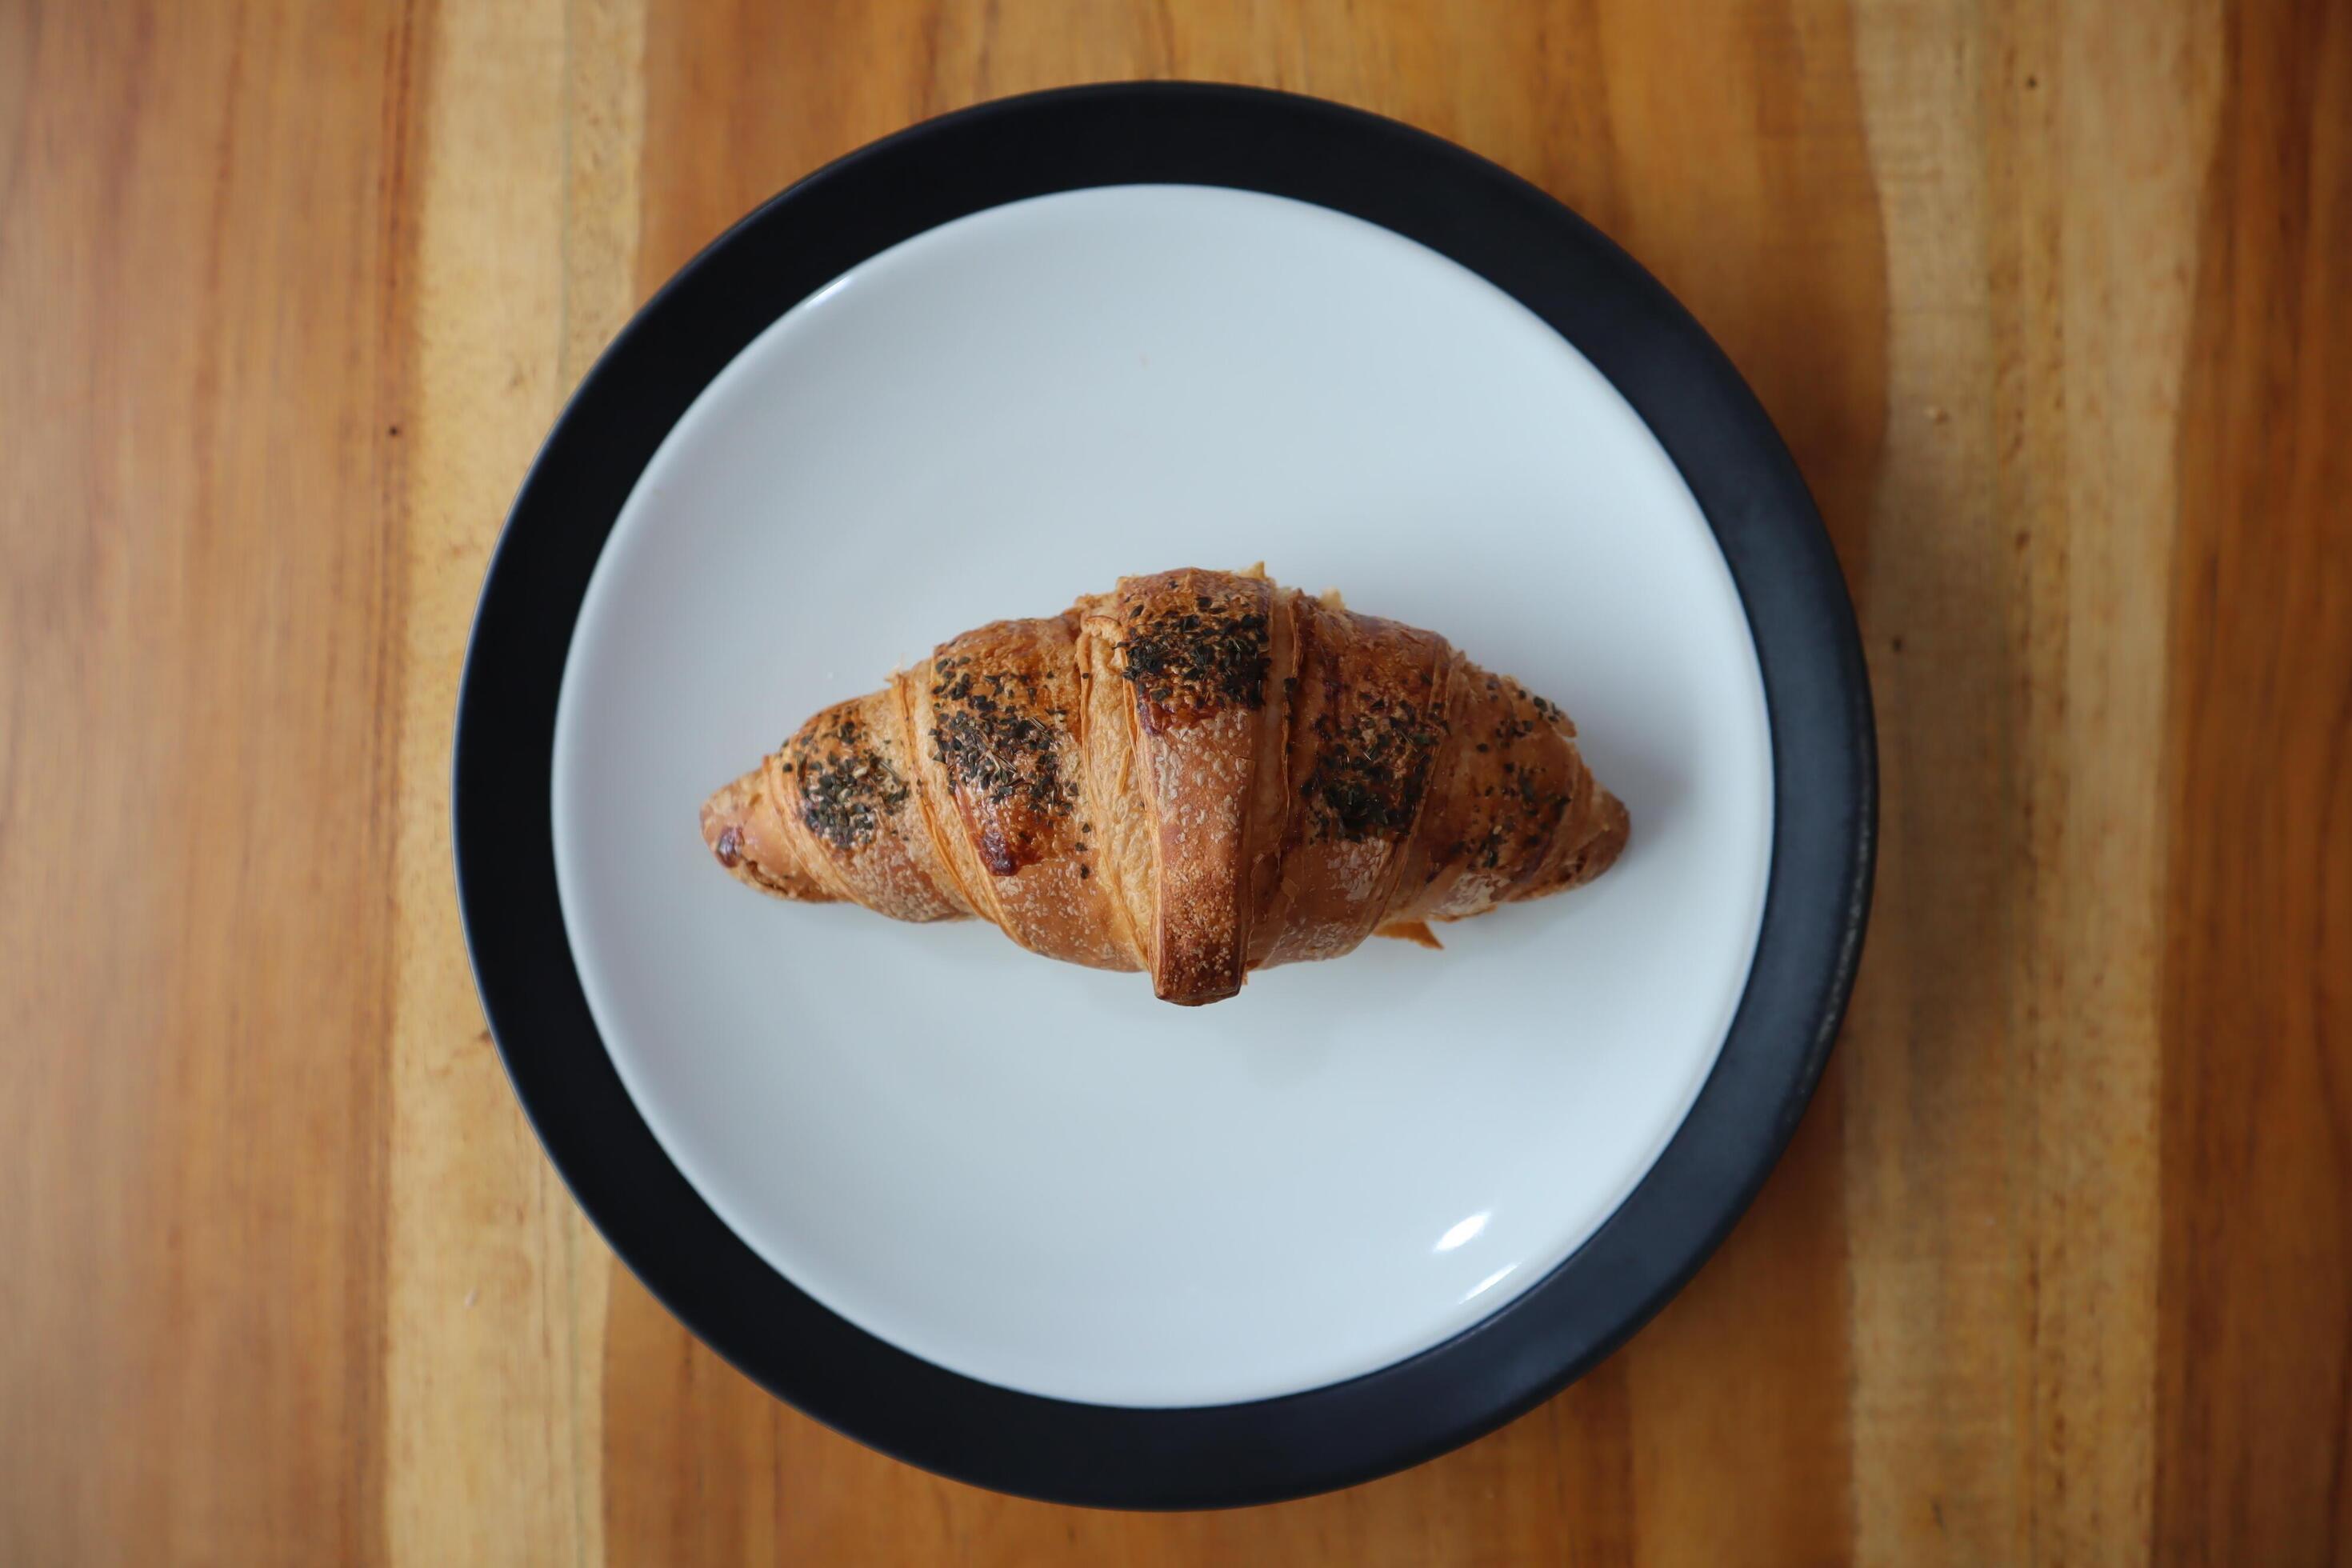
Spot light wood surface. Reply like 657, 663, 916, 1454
4, 0, 2346, 1562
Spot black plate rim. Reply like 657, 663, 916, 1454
452, 79, 1876, 1510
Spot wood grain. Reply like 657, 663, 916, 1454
2158, 3, 2352, 1561
389, 1, 636, 1562
1, 1, 416, 1560
2, 0, 2346, 1562
1844, 3, 2225, 1558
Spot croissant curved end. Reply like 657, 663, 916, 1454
1509, 790, 1631, 905
699, 770, 838, 903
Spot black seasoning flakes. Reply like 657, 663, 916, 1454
1423, 676, 1579, 878
926, 654, 1076, 822
1301, 688, 1443, 842
1117, 590, 1270, 717
791, 716, 910, 851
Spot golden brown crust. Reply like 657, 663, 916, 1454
1070, 601, 1154, 967
703, 692, 964, 923
1107, 570, 1282, 1004
699, 568, 1629, 1003
1259, 598, 1453, 968
698, 773, 836, 903
904, 614, 1133, 970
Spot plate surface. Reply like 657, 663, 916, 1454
455, 82, 1871, 1507
553, 183, 1772, 1406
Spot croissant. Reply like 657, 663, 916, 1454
700, 567, 1629, 1006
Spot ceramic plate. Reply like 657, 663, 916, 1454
456, 83, 1873, 1507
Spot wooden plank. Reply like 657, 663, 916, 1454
386, 0, 645, 1562
1843, 0, 2221, 1558
2022, 5, 2220, 1555
2158, 2, 2352, 1561
0, 0, 419, 1559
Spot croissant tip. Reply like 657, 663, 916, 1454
1151, 962, 1245, 1006
1567, 794, 1632, 887
701, 770, 837, 903
1154, 984, 1242, 1007
1507, 791, 1630, 904
700, 783, 761, 883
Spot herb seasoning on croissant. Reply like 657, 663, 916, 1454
701, 567, 1630, 1006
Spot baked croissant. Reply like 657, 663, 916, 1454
701, 567, 1628, 1006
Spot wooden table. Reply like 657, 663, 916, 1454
6, 0, 2346, 1561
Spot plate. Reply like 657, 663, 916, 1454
456, 82, 1873, 1508
558, 181, 1773, 1405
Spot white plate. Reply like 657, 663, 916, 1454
551, 184, 1771, 1407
